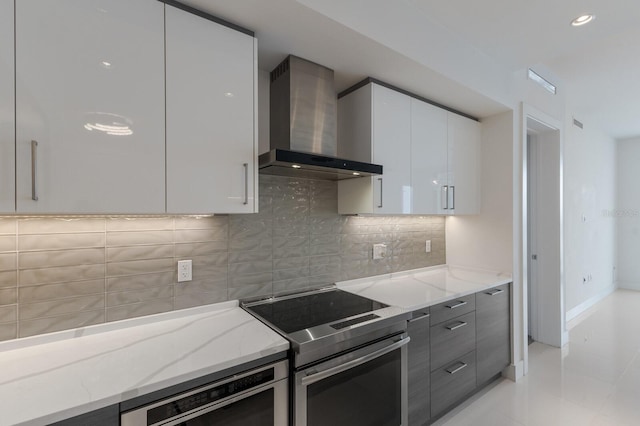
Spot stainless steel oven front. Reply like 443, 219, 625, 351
294, 333, 409, 426
121, 360, 288, 426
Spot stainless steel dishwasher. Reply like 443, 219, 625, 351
120, 360, 288, 426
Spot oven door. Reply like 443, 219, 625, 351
295, 334, 409, 426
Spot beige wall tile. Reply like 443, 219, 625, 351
0, 305, 17, 323
0, 322, 17, 341
106, 217, 173, 231
19, 295, 105, 320
175, 216, 227, 230
0, 288, 17, 305
107, 286, 173, 307
19, 248, 105, 269
20, 310, 104, 338
0, 271, 17, 288
174, 228, 228, 243
106, 230, 174, 247
0, 218, 16, 234
0, 253, 16, 272
19, 233, 105, 251
0, 236, 16, 252
175, 241, 228, 257
18, 218, 105, 234
174, 291, 227, 310
19, 280, 104, 303
106, 258, 174, 277
106, 272, 174, 292
106, 244, 174, 262
106, 299, 173, 322
19, 264, 105, 286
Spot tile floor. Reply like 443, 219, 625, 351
433, 289, 640, 426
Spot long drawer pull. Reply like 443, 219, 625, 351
445, 300, 467, 309
408, 312, 430, 323
486, 288, 505, 296
445, 362, 468, 375
445, 321, 467, 331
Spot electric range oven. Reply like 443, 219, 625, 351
243, 286, 411, 426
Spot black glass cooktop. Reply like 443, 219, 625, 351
245, 290, 387, 334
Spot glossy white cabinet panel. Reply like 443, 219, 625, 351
372, 84, 412, 214
15, 0, 165, 213
410, 98, 448, 214
166, 5, 257, 214
337, 83, 411, 214
448, 113, 481, 214
0, 0, 14, 212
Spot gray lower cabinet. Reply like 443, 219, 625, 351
430, 351, 477, 418
48, 405, 119, 426
407, 309, 430, 426
476, 283, 511, 385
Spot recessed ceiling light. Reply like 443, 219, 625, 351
352, 172, 360, 176
224, 92, 235, 98
571, 14, 595, 27
101, 61, 112, 69
292, 164, 301, 169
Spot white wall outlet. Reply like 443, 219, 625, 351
373, 243, 387, 260
425, 240, 431, 253
177, 260, 192, 282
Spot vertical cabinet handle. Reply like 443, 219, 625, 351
31, 140, 38, 201
377, 177, 383, 208
442, 185, 448, 209
450, 185, 455, 210
243, 163, 249, 205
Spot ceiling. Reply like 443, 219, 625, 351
185, 0, 640, 139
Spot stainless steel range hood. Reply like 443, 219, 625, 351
259, 55, 382, 180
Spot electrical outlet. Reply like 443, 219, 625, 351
373, 243, 387, 260
177, 260, 192, 282
425, 240, 431, 253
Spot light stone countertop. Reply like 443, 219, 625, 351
0, 301, 289, 426
336, 265, 513, 311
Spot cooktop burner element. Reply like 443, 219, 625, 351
242, 287, 410, 368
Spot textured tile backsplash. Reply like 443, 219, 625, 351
0, 175, 445, 341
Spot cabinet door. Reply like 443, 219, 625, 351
447, 113, 481, 215
15, 0, 165, 213
410, 98, 448, 214
166, 5, 256, 214
476, 284, 510, 385
407, 311, 430, 426
0, 0, 14, 212
372, 84, 411, 214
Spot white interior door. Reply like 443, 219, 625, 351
527, 134, 539, 341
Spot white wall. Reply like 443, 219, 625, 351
617, 138, 640, 290
563, 118, 617, 318
446, 110, 514, 273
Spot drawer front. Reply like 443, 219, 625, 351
430, 311, 476, 371
430, 351, 476, 419
430, 294, 475, 325
476, 284, 511, 385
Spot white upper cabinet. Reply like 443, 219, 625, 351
0, 0, 14, 213
165, 5, 257, 214
338, 83, 411, 214
339, 81, 481, 215
410, 98, 448, 214
447, 112, 481, 215
15, 0, 165, 213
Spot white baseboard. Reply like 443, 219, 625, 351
502, 361, 523, 382
565, 284, 616, 323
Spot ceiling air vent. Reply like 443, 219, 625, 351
528, 69, 556, 94
573, 118, 584, 129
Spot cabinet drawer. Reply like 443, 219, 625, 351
431, 351, 476, 419
430, 311, 475, 371
430, 294, 475, 325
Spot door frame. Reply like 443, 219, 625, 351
520, 104, 567, 375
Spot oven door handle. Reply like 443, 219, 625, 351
301, 336, 410, 386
